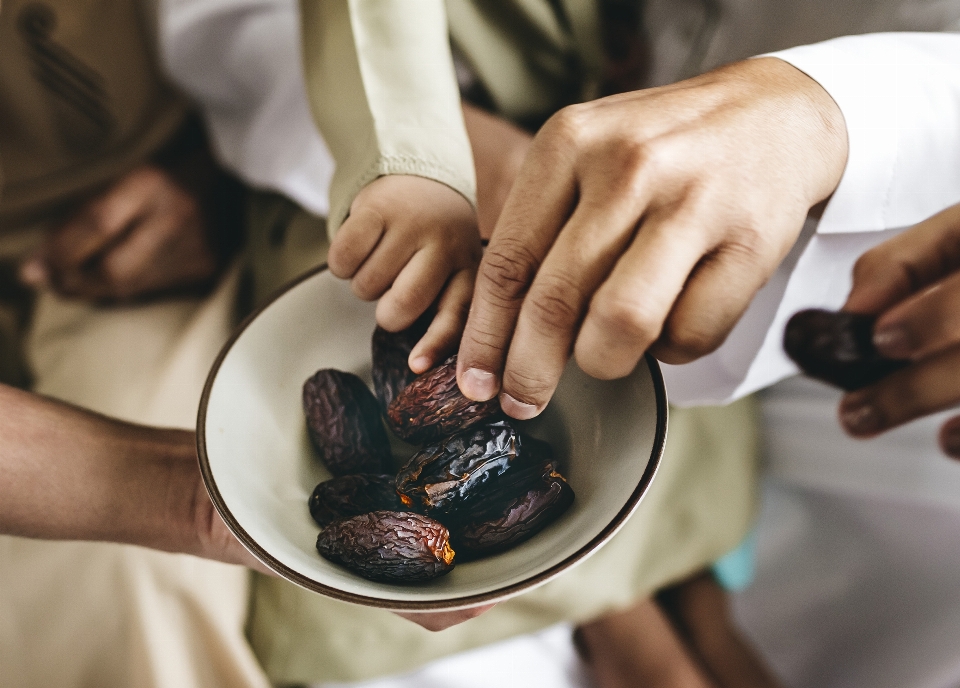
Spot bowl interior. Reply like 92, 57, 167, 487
199, 268, 665, 609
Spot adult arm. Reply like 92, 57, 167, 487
0, 383, 263, 569
457, 32, 960, 414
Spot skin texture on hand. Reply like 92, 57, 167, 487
19, 165, 221, 301
456, 57, 848, 419
839, 202, 960, 458
327, 175, 482, 373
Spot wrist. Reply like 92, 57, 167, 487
750, 57, 849, 206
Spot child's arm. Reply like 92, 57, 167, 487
300, 0, 479, 369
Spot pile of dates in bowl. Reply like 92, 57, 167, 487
301, 321, 575, 585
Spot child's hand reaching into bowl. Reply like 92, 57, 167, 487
327, 175, 481, 374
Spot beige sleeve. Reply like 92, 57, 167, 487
300, 0, 476, 237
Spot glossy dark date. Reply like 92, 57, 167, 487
303, 369, 393, 476
316, 511, 455, 583
453, 473, 575, 558
395, 420, 522, 514
308, 474, 404, 528
386, 355, 501, 445
784, 309, 908, 391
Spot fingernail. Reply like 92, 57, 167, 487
499, 393, 540, 420
460, 367, 499, 401
18, 260, 47, 287
840, 402, 883, 435
873, 327, 911, 358
942, 427, 960, 460
409, 355, 431, 374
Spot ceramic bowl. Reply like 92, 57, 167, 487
198, 266, 667, 611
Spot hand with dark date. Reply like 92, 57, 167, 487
831, 202, 960, 456
316, 511, 456, 583
387, 355, 501, 445
784, 309, 908, 391
303, 369, 394, 475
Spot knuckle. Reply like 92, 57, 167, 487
525, 275, 583, 333
658, 317, 724, 360
503, 366, 553, 405
478, 237, 541, 305
546, 103, 591, 146
591, 292, 662, 345
350, 273, 381, 301
384, 287, 423, 325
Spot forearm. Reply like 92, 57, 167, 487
0, 385, 207, 557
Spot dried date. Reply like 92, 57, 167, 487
303, 369, 393, 475
784, 309, 908, 391
386, 355, 501, 445
316, 511, 455, 583
371, 313, 431, 411
396, 420, 536, 515
444, 458, 559, 528
309, 474, 404, 528
453, 473, 575, 558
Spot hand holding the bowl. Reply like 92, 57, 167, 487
327, 175, 482, 374
839, 202, 960, 457
456, 57, 848, 419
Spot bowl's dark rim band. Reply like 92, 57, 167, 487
197, 264, 669, 611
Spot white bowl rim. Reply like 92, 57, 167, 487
197, 264, 668, 611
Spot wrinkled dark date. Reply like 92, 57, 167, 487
387, 355, 501, 445
396, 421, 522, 514
784, 309, 909, 391
371, 313, 431, 411
316, 511, 456, 583
303, 369, 393, 475
453, 474, 575, 558
309, 474, 404, 528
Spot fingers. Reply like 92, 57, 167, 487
408, 268, 475, 373
845, 203, 960, 314
573, 207, 711, 378
871, 270, 960, 360
394, 603, 495, 632
328, 206, 386, 279
457, 129, 579, 403
839, 345, 960, 437
649, 219, 790, 365
374, 247, 447, 331
495, 195, 653, 419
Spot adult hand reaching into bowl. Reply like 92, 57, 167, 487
839, 202, 960, 458
456, 57, 849, 419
